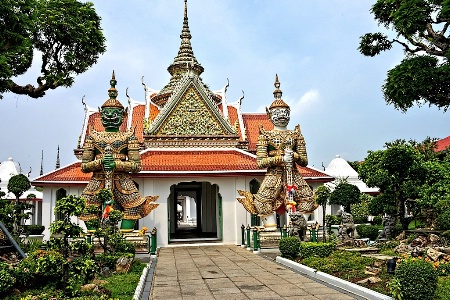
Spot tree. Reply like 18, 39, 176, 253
359, 140, 427, 229
314, 185, 331, 242
359, 1, 450, 111
6, 174, 33, 236
328, 180, 361, 213
7, 174, 31, 201
0, 0, 106, 99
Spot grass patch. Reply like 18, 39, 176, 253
99, 261, 146, 300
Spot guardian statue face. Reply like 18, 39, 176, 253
269, 107, 290, 128
101, 107, 124, 131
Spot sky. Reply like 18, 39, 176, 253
1, 0, 450, 179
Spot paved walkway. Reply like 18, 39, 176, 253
146, 245, 365, 300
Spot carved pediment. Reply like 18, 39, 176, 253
147, 75, 237, 137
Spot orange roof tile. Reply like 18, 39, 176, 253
140, 149, 258, 172
131, 105, 145, 142
242, 113, 273, 151
436, 136, 450, 152
33, 149, 332, 184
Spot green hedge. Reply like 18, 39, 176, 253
298, 242, 335, 259
355, 224, 379, 240
279, 237, 300, 259
394, 258, 438, 300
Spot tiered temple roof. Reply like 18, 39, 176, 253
33, 0, 332, 185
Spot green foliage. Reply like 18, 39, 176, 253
325, 214, 341, 225
100, 261, 145, 300
66, 257, 99, 295
0, 0, 106, 99
436, 276, 450, 300
70, 239, 94, 257
359, 140, 427, 229
435, 209, 450, 230
372, 215, 383, 225
16, 250, 66, 288
21, 225, 45, 235
376, 240, 400, 255
355, 224, 380, 240
0, 262, 15, 294
387, 277, 403, 300
7, 174, 31, 199
359, 0, 450, 111
279, 237, 300, 259
298, 242, 335, 259
350, 194, 372, 224
395, 258, 438, 300
301, 250, 376, 274
314, 185, 331, 206
329, 181, 361, 212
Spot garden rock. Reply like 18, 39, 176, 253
116, 256, 133, 273
410, 236, 428, 247
356, 276, 382, 284
364, 266, 381, 275
427, 248, 445, 262
429, 233, 440, 244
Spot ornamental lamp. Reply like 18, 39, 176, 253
387, 258, 397, 274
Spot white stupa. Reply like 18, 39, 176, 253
324, 155, 379, 194
0, 157, 43, 200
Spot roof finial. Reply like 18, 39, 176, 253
167, 0, 204, 76
40, 150, 43, 176
102, 71, 124, 109
55, 145, 60, 169
273, 74, 282, 100
268, 74, 289, 110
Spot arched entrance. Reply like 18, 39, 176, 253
168, 181, 222, 242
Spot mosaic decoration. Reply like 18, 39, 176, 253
158, 87, 225, 135
80, 73, 158, 224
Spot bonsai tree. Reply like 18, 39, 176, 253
314, 185, 331, 242
359, 140, 427, 229
329, 179, 361, 213
49, 194, 86, 259
6, 174, 34, 236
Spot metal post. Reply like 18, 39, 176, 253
246, 224, 251, 250
311, 228, 317, 242
241, 224, 246, 247
151, 227, 157, 256
86, 233, 92, 244
253, 227, 260, 253
0, 221, 26, 258
282, 224, 288, 238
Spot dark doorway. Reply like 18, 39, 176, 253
168, 181, 220, 242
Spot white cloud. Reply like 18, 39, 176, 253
290, 89, 320, 116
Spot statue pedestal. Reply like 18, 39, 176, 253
259, 229, 282, 249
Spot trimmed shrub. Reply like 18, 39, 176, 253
21, 225, 45, 235
435, 209, 450, 230
298, 242, 335, 259
0, 262, 15, 293
325, 214, 341, 226
395, 258, 438, 300
279, 237, 300, 259
355, 224, 379, 240
372, 215, 383, 225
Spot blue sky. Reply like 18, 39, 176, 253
1, 0, 450, 179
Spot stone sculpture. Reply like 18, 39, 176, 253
237, 75, 317, 219
336, 209, 355, 241
288, 212, 307, 241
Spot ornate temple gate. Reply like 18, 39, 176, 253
168, 181, 221, 242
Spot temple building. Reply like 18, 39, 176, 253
32, 1, 332, 246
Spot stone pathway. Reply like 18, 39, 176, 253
147, 245, 366, 300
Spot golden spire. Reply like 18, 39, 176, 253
102, 70, 124, 109
269, 74, 289, 110
167, 0, 204, 76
